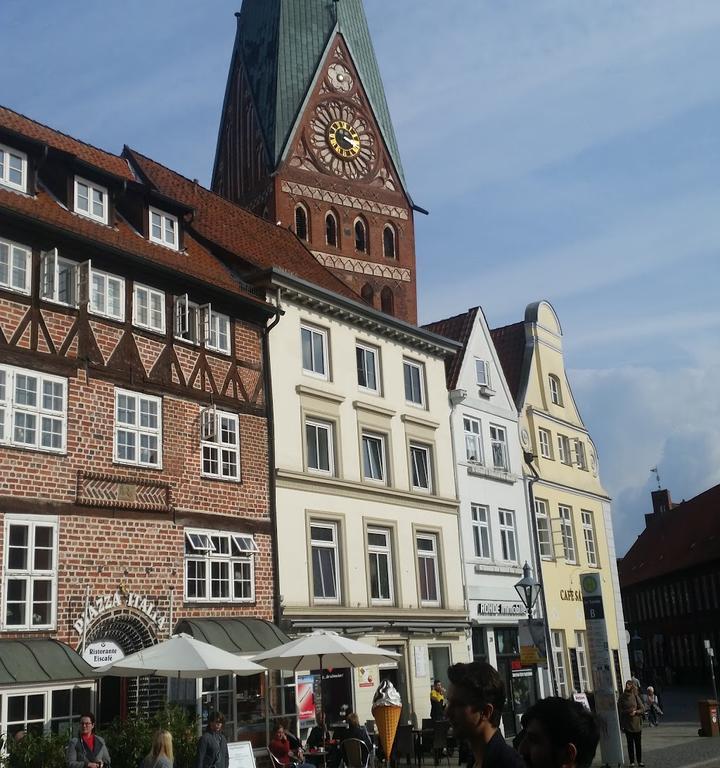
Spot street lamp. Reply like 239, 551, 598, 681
515, 562, 542, 619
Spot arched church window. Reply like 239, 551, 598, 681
361, 284, 374, 307
355, 218, 368, 253
383, 225, 397, 259
326, 211, 338, 247
381, 287, 394, 315
295, 204, 309, 241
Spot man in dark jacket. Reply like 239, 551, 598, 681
195, 712, 230, 768
516, 698, 599, 768
446, 662, 524, 768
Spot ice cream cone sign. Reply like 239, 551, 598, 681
371, 680, 402, 758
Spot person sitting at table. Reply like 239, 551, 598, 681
306, 713, 329, 750
343, 713, 373, 754
270, 724, 304, 766
279, 719, 304, 762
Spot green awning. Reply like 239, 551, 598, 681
174, 617, 289, 655
0, 639, 94, 684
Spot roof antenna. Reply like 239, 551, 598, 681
650, 467, 662, 490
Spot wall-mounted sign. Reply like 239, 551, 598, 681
82, 639, 125, 668
560, 589, 582, 602
73, 591, 167, 635
477, 601, 526, 617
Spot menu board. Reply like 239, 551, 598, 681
228, 741, 256, 768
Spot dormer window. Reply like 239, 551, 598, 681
548, 374, 563, 406
149, 208, 179, 250
0, 144, 27, 193
74, 177, 108, 224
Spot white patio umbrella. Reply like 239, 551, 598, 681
251, 629, 400, 671
96, 632, 265, 678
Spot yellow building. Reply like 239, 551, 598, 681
492, 301, 630, 696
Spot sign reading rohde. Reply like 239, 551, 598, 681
82, 639, 124, 668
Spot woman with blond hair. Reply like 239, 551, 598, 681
143, 730, 174, 768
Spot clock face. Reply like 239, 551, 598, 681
309, 100, 376, 179
328, 120, 361, 158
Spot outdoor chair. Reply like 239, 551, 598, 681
431, 721, 451, 767
342, 738, 371, 768
420, 719, 434, 756
394, 724, 414, 767
268, 750, 286, 768
365, 720, 377, 734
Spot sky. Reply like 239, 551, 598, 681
2, 0, 719, 556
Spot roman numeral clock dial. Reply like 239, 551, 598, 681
309, 100, 376, 179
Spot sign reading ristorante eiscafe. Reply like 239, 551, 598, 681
73, 591, 167, 635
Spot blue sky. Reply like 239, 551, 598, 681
3, 0, 719, 555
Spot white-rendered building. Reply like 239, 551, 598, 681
253, 269, 471, 726
425, 307, 543, 736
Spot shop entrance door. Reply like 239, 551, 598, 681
494, 627, 537, 736
378, 644, 409, 724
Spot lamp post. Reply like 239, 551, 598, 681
515, 561, 542, 619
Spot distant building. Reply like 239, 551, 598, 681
619, 485, 720, 686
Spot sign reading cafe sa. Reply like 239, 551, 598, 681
73, 591, 167, 635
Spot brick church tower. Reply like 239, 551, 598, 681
212, 0, 419, 323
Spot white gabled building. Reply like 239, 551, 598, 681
424, 307, 543, 736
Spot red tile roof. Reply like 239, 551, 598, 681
124, 148, 359, 301
423, 308, 478, 389
490, 321, 526, 404
0, 105, 134, 181
618, 484, 720, 588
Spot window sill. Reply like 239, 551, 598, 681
477, 386, 496, 398
133, 322, 167, 337
0, 441, 66, 457
466, 464, 517, 484
473, 562, 522, 576
183, 599, 255, 606
113, 459, 163, 472
200, 473, 242, 484
296, 384, 344, 404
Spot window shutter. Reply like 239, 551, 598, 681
175, 294, 189, 336
201, 407, 216, 441
77, 260, 92, 306
40, 248, 58, 300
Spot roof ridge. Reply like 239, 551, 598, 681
422, 306, 479, 331
490, 319, 525, 334
0, 103, 123, 165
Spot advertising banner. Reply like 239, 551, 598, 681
581, 573, 623, 766
518, 618, 547, 665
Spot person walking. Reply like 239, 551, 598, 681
195, 712, 229, 768
66, 713, 111, 768
645, 687, 663, 727
618, 680, 645, 767
143, 730, 174, 768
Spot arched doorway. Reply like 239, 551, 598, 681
83, 608, 160, 724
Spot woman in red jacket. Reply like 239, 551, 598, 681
270, 724, 303, 766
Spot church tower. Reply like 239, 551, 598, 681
212, 0, 419, 323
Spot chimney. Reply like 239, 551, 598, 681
646, 488, 673, 527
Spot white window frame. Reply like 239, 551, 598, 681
149, 207, 179, 250
0, 237, 31, 295
201, 408, 241, 481
538, 428, 552, 460
0, 365, 67, 453
549, 374, 562, 406
362, 431, 387, 483
74, 176, 108, 224
174, 296, 230, 354
575, 439, 588, 470
558, 505, 577, 564
301, 324, 329, 379
207, 308, 231, 354
416, 532, 441, 607
574, 630, 591, 692
184, 528, 257, 603
463, 416, 483, 464
2, 683, 95, 737
410, 442, 433, 492
474, 358, 490, 387
0, 143, 27, 192
581, 510, 598, 567
535, 499, 554, 559
133, 283, 166, 334
310, 521, 341, 604
356, 342, 380, 393
403, 358, 426, 407
367, 527, 394, 606
2, 514, 59, 631
551, 630, 569, 697
113, 388, 162, 469
489, 424, 509, 471
40, 249, 78, 307
305, 418, 334, 475
498, 509, 518, 562
89, 266, 124, 321
557, 434, 571, 465
471, 504, 492, 559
